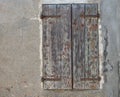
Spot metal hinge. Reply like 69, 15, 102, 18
41, 76, 61, 82
40, 14, 61, 19
80, 13, 100, 18
81, 76, 101, 81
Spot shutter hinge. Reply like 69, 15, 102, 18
80, 13, 100, 18
81, 76, 101, 81
40, 14, 61, 19
41, 76, 61, 82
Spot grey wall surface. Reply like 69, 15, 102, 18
0, 0, 120, 97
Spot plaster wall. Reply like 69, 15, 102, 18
0, 0, 120, 97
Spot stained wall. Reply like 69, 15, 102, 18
0, 0, 120, 97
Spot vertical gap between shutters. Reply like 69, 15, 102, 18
97, 4, 100, 78
83, 4, 85, 89
86, 4, 89, 80
71, 4, 73, 89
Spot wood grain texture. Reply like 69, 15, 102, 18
42, 4, 72, 89
42, 4, 99, 90
72, 4, 99, 89
72, 4, 85, 89
84, 4, 99, 89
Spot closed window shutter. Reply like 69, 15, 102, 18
42, 4, 72, 89
72, 4, 100, 89
42, 4, 100, 90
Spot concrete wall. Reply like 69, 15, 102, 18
0, 0, 120, 97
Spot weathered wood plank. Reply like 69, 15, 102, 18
72, 4, 85, 89
56, 4, 72, 89
42, 4, 72, 89
42, 5, 58, 89
84, 4, 99, 89
72, 4, 99, 90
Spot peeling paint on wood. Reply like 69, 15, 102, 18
42, 4, 72, 89
72, 4, 85, 89
72, 4, 99, 89
42, 4, 99, 90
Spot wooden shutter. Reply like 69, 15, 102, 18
42, 4, 72, 89
72, 4, 100, 89
42, 4, 100, 90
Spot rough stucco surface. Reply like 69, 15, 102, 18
0, 0, 120, 97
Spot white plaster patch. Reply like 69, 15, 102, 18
99, 19, 104, 89
39, 1, 44, 89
